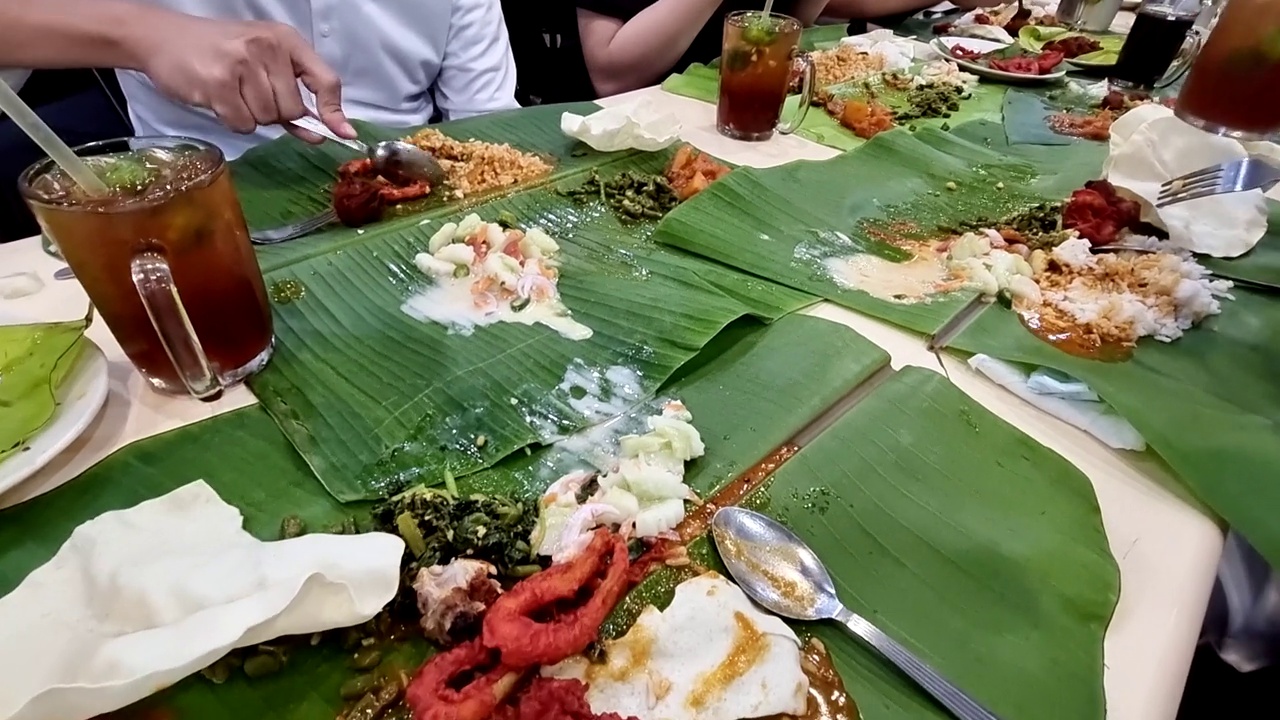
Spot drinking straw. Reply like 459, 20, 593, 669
762, 0, 775, 16
0, 80, 108, 195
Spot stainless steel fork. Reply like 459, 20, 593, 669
249, 208, 337, 245
1157, 155, 1280, 207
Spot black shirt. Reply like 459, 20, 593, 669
576, 0, 801, 77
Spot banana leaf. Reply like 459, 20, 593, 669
601, 367, 1117, 720
752, 367, 1116, 720
660, 63, 1008, 152
0, 315, 90, 462
0, 313, 886, 719
1002, 88, 1080, 146
949, 286, 1280, 566
453, 314, 888, 500
655, 124, 1061, 335
231, 105, 819, 502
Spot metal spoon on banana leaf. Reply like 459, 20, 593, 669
712, 507, 1003, 720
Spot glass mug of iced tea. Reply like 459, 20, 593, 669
20, 137, 274, 400
1175, 0, 1280, 139
717, 11, 816, 142
1108, 0, 1205, 92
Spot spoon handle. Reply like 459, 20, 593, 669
288, 116, 368, 153
836, 607, 1001, 720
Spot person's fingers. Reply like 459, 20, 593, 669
284, 36, 355, 138
283, 124, 326, 144
262, 43, 309, 123
240, 69, 280, 126
209, 70, 257, 134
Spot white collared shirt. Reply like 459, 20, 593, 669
117, 0, 519, 159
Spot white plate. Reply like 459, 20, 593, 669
931, 37, 1069, 83
0, 339, 109, 495
1065, 56, 1118, 70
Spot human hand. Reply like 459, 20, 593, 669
136, 16, 355, 143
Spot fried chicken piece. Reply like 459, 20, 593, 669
482, 529, 631, 667
405, 639, 523, 720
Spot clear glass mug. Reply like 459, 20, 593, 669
19, 137, 275, 400
1108, 0, 1206, 91
1056, 0, 1124, 33
1175, 0, 1280, 139
717, 11, 816, 142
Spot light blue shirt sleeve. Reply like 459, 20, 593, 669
434, 0, 521, 120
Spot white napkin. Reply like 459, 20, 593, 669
968, 355, 1146, 451
1103, 104, 1277, 258
561, 101, 682, 153
0, 481, 404, 720
841, 30, 917, 71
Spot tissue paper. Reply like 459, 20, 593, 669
561, 101, 682, 153
968, 355, 1146, 451
0, 481, 404, 720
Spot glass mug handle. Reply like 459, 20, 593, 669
1157, 25, 1205, 88
130, 252, 224, 400
778, 52, 815, 135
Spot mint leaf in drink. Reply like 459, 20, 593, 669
94, 153, 157, 193
742, 15, 780, 47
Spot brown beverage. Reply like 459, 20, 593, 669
1176, 0, 1280, 138
717, 11, 815, 141
20, 137, 273, 399
1109, 4, 1200, 90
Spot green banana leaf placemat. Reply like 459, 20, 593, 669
235, 103, 613, 272
950, 283, 1280, 567
654, 123, 1062, 336
231, 105, 826, 502
759, 367, 1117, 720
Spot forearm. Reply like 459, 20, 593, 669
0, 0, 160, 70
821, 0, 934, 19
577, 0, 723, 97
796, 0, 831, 24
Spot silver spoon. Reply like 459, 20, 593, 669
711, 507, 1002, 720
288, 116, 447, 186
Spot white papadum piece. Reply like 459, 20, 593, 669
1103, 104, 1272, 258
561, 101, 682, 153
545, 572, 808, 720
0, 481, 404, 720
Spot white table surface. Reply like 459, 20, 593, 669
0, 79, 1224, 720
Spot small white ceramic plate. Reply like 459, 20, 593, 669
0, 339, 109, 495
931, 37, 1069, 83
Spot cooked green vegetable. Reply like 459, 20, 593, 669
559, 170, 681, 223
895, 82, 965, 123
242, 653, 283, 678
279, 515, 306, 539
351, 647, 383, 671
941, 202, 1066, 249
373, 485, 539, 577
340, 674, 378, 701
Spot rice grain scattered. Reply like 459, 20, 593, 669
404, 129, 552, 199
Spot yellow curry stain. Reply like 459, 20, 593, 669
686, 611, 769, 710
